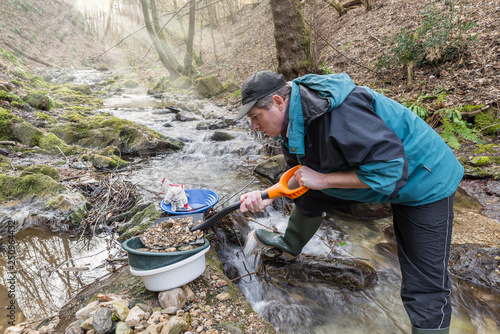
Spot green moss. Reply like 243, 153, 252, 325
475, 110, 500, 136
80, 153, 128, 169
23, 90, 54, 111
51, 85, 102, 107
20, 165, 60, 181
473, 144, 499, 155
0, 108, 44, 145
34, 111, 56, 123
117, 203, 161, 241
0, 173, 65, 202
38, 133, 81, 155
469, 156, 491, 167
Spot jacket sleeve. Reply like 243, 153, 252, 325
320, 90, 408, 198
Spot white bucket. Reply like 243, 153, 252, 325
129, 245, 210, 291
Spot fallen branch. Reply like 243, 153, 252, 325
1, 39, 53, 67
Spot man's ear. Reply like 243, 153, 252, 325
272, 95, 285, 110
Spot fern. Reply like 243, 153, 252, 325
440, 118, 461, 149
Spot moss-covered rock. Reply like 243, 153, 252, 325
47, 192, 89, 224
0, 107, 43, 145
34, 111, 56, 123
79, 153, 128, 169
20, 165, 60, 181
117, 202, 162, 241
469, 156, 492, 167
194, 76, 224, 98
23, 90, 53, 111
38, 132, 81, 155
69, 83, 92, 95
211, 131, 234, 141
0, 173, 65, 202
47, 114, 183, 155
123, 79, 139, 89
51, 85, 103, 107
475, 109, 500, 136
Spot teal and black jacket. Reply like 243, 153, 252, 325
280, 73, 464, 206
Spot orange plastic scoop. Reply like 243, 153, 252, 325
261, 165, 309, 200
190, 165, 309, 232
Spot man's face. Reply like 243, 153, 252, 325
247, 96, 286, 138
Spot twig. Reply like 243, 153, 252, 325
230, 269, 260, 282
48, 248, 109, 276
305, 20, 376, 73
327, 240, 337, 257
56, 145, 69, 165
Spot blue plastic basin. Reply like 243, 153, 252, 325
160, 189, 219, 215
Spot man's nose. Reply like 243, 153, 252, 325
251, 121, 260, 131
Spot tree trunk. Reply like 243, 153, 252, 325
149, 0, 183, 72
140, 0, 180, 80
172, 0, 188, 43
182, 0, 196, 77
270, 0, 317, 79
103, 0, 115, 41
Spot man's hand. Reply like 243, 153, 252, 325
239, 190, 274, 213
295, 166, 369, 190
294, 166, 326, 190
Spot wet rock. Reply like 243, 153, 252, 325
253, 154, 287, 184
259, 250, 378, 289
211, 131, 234, 141
194, 76, 224, 98
64, 321, 83, 334
223, 80, 239, 93
78, 153, 128, 169
196, 120, 228, 130
449, 243, 500, 291
347, 202, 392, 219
158, 288, 187, 309
81, 317, 94, 330
20, 165, 60, 181
123, 80, 139, 89
23, 90, 53, 111
47, 113, 183, 155
160, 315, 187, 334
152, 109, 178, 115
117, 201, 162, 241
92, 307, 113, 334
4, 325, 23, 334
112, 299, 130, 321
115, 321, 133, 334
69, 83, 92, 95
125, 305, 148, 327
75, 300, 100, 320
174, 111, 197, 122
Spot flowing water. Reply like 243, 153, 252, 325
1, 71, 499, 333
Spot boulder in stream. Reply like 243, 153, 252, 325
449, 243, 500, 291
194, 76, 224, 98
259, 249, 378, 289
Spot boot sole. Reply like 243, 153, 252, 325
252, 230, 298, 260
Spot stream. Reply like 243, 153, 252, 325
1, 70, 499, 333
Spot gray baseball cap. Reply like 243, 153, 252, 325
235, 71, 286, 120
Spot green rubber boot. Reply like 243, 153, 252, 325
412, 326, 450, 333
253, 208, 323, 259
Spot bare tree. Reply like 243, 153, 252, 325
182, 0, 196, 77
140, 0, 180, 79
270, 0, 317, 79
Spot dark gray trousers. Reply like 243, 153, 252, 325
295, 190, 455, 330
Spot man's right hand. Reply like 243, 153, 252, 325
239, 190, 274, 212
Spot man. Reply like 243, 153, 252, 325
236, 71, 464, 334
